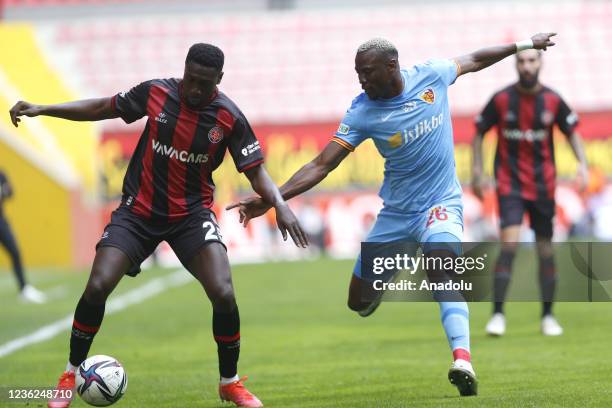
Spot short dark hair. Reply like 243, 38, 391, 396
186, 43, 224, 71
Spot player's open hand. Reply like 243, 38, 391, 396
576, 165, 589, 193
9, 101, 43, 127
531, 33, 556, 51
274, 202, 309, 248
226, 196, 272, 227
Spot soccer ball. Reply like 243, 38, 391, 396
76, 355, 128, 406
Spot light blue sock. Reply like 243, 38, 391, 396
425, 232, 471, 356
439, 301, 470, 353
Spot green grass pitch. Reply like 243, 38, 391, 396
1, 257, 611, 407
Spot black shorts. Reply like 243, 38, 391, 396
498, 195, 555, 238
96, 206, 225, 276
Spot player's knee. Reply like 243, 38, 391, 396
84, 277, 112, 305
536, 239, 553, 258
497, 246, 517, 268
500, 241, 519, 254
210, 285, 236, 312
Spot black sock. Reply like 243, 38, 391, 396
493, 250, 515, 314
69, 295, 105, 367
13, 260, 25, 291
542, 301, 553, 317
213, 308, 240, 379
539, 255, 556, 316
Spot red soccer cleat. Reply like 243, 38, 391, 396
219, 376, 263, 407
47, 371, 75, 408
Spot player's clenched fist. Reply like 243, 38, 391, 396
531, 32, 556, 51
9, 101, 43, 127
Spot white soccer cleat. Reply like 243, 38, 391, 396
485, 313, 506, 336
20, 285, 47, 304
541, 315, 563, 336
448, 359, 478, 396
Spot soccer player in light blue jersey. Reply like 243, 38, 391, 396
228, 32, 557, 397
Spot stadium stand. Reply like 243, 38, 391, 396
23, 1, 612, 129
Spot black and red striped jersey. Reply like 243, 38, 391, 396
475, 84, 578, 201
111, 78, 264, 222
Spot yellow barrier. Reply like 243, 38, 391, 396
0, 139, 72, 267
0, 23, 98, 193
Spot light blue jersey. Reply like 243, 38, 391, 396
336, 59, 472, 366
333, 59, 462, 213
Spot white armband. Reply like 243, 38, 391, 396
515, 39, 534, 52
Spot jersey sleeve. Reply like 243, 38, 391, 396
555, 96, 579, 136
475, 96, 499, 135
331, 102, 368, 151
111, 80, 152, 124
425, 58, 460, 86
227, 115, 265, 172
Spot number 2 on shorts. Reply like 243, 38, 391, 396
202, 221, 221, 241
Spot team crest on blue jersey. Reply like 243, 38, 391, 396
419, 88, 435, 104
208, 126, 224, 143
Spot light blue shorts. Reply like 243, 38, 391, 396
353, 199, 463, 278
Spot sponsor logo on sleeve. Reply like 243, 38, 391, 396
241, 141, 261, 156
337, 123, 350, 135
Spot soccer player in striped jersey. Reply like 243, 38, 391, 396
472, 48, 588, 337
10, 43, 308, 408
229, 33, 558, 397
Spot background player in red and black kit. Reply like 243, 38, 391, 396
9, 43, 308, 408
0, 169, 47, 303
471, 48, 588, 337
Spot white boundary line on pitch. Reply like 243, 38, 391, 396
0, 269, 191, 358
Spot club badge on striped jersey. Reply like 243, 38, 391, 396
541, 110, 554, 126
419, 88, 435, 104
208, 126, 224, 143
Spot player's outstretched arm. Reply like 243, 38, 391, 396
277, 141, 350, 200
567, 132, 589, 191
242, 164, 309, 247
454, 33, 556, 77
226, 141, 350, 226
471, 132, 486, 200
9, 97, 119, 127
